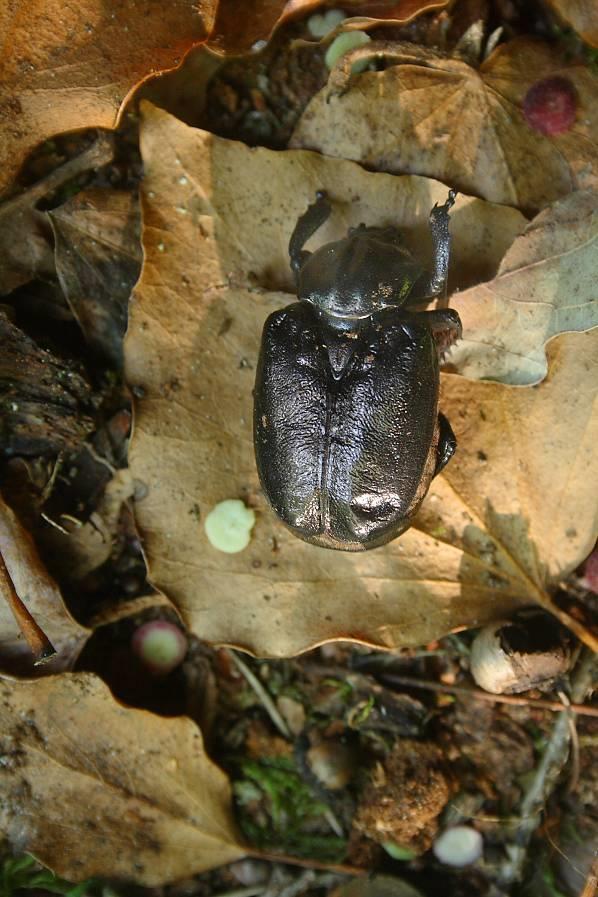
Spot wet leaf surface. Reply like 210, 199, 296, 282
124, 105, 598, 657
290, 39, 598, 210
0, 672, 245, 883
0, 494, 88, 676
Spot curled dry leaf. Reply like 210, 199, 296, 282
290, 38, 598, 210
544, 0, 598, 48
0, 672, 245, 883
207, 0, 450, 54
124, 105, 598, 656
450, 189, 598, 384
49, 188, 142, 368
0, 494, 88, 675
0, 0, 216, 197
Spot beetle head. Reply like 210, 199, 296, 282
297, 225, 423, 323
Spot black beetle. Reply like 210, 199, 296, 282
254, 190, 461, 551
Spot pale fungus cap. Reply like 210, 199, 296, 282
204, 499, 256, 553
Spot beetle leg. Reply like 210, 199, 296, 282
289, 190, 332, 278
435, 412, 457, 475
407, 189, 457, 303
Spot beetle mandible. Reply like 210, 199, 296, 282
254, 190, 462, 551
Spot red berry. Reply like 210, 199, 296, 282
131, 620, 188, 675
523, 77, 577, 136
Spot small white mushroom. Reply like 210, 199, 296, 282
433, 825, 483, 867
307, 739, 356, 790
204, 498, 256, 553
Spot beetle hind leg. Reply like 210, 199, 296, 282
435, 412, 457, 475
289, 190, 332, 278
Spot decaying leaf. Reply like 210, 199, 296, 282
125, 105, 598, 656
49, 188, 142, 367
0, 0, 217, 196
290, 38, 598, 210
0, 494, 88, 675
450, 189, 598, 384
0, 672, 245, 883
0, 313, 94, 458
40, 468, 136, 584
0, 134, 114, 295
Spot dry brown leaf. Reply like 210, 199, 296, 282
124, 105, 597, 656
545, 0, 598, 47
0, 494, 88, 675
49, 188, 142, 367
450, 189, 598, 384
0, 1, 217, 197
0, 672, 245, 883
290, 38, 598, 210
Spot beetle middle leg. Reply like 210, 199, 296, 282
289, 190, 332, 279
435, 412, 457, 475
422, 308, 462, 358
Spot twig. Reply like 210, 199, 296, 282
497, 649, 597, 887
40, 511, 69, 535
0, 550, 56, 663
211, 889, 264, 897
228, 650, 291, 739
381, 672, 598, 718
249, 849, 363, 877
0, 132, 114, 215
557, 689, 580, 793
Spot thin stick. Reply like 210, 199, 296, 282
228, 650, 291, 739
249, 849, 363, 877
381, 672, 598, 718
498, 649, 597, 887
0, 132, 114, 214
0, 551, 56, 663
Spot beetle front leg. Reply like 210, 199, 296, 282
289, 190, 332, 279
408, 189, 457, 303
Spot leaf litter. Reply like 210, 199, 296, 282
0, 5, 597, 892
